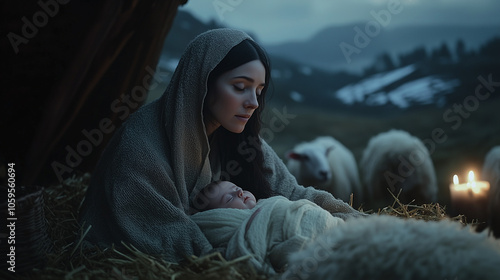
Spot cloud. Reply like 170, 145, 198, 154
180, 0, 500, 44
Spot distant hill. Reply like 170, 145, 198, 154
161, 10, 261, 58
161, 10, 221, 58
264, 24, 500, 74
155, 10, 500, 114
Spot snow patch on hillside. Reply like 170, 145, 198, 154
335, 65, 460, 108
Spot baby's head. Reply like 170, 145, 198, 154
195, 181, 257, 211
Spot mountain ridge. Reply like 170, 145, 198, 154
155, 10, 500, 114
264, 24, 500, 73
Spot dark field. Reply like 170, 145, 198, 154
264, 97, 500, 209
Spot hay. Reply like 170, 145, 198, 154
360, 188, 476, 227
4, 174, 474, 280
5, 174, 266, 280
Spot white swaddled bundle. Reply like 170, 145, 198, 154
191, 196, 344, 274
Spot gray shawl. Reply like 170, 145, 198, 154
79, 28, 362, 262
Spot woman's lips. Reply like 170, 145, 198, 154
236, 115, 250, 121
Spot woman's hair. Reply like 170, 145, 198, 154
194, 180, 221, 211
204, 39, 273, 199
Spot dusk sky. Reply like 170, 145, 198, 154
180, 0, 500, 45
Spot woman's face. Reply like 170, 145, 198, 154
207, 181, 257, 210
206, 59, 266, 135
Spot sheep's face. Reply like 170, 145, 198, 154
287, 146, 333, 186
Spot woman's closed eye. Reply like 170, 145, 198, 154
233, 83, 245, 91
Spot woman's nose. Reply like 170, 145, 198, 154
244, 92, 259, 109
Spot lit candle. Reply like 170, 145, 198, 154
449, 170, 490, 222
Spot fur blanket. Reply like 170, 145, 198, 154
192, 196, 344, 274
283, 214, 500, 280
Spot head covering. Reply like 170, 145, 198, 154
160, 28, 252, 204
79, 28, 251, 261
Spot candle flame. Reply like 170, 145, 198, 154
468, 170, 475, 183
467, 171, 481, 193
450, 170, 489, 196
471, 182, 480, 194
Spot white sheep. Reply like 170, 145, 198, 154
282, 214, 500, 280
482, 146, 500, 238
360, 129, 437, 208
285, 136, 362, 203
482, 146, 500, 188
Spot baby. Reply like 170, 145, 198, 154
196, 180, 258, 210
192, 180, 346, 274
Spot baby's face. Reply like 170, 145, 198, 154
207, 181, 257, 210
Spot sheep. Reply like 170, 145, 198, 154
482, 146, 500, 189
482, 146, 500, 238
282, 214, 500, 280
489, 177, 500, 238
359, 129, 437, 208
285, 136, 362, 204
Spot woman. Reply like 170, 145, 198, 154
79, 28, 362, 262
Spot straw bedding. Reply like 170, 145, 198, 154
1, 174, 484, 280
